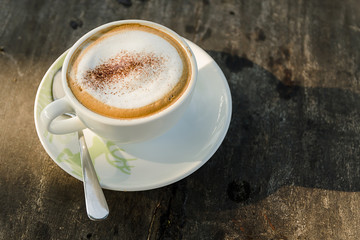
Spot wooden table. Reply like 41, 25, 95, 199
2, 0, 360, 239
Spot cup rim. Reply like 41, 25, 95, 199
62, 19, 197, 126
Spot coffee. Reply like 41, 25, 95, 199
67, 23, 191, 119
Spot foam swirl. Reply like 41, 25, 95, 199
75, 29, 183, 109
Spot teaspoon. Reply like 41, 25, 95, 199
51, 69, 109, 221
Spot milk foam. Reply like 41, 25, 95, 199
75, 30, 183, 109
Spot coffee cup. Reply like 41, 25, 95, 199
41, 20, 197, 143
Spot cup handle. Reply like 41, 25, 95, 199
41, 97, 86, 134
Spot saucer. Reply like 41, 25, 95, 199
34, 40, 232, 191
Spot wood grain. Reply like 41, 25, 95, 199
1, 0, 360, 239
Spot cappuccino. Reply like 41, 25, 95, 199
67, 23, 191, 119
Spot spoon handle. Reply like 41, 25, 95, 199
79, 131, 109, 220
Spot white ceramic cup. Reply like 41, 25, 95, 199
41, 20, 197, 143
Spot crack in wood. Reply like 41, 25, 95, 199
146, 201, 162, 240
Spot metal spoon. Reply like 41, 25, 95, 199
52, 69, 109, 221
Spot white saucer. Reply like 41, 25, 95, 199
34, 40, 232, 191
